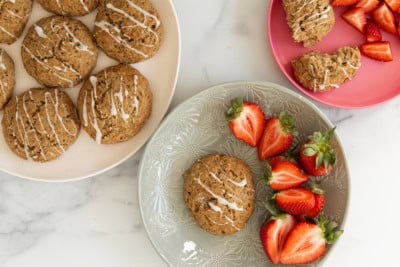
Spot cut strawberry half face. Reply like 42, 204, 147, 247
372, 2, 397, 34
331, 0, 359, 6
360, 41, 393, 61
342, 7, 367, 33
365, 20, 382, 42
356, 0, 380, 13
384, 0, 400, 12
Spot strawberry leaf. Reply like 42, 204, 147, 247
279, 112, 296, 135
225, 98, 243, 121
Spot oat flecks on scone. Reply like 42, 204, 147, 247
21, 15, 98, 88
94, 0, 163, 63
184, 154, 255, 236
1, 88, 80, 162
77, 64, 153, 144
0, 49, 15, 110
291, 46, 361, 92
283, 0, 335, 47
0, 0, 32, 44
36, 0, 98, 16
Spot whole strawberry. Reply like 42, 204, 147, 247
299, 128, 337, 176
226, 98, 265, 147
258, 112, 296, 161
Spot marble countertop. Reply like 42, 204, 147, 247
0, 0, 399, 266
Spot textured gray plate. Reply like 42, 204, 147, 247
139, 81, 350, 267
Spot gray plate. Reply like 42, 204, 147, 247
139, 81, 350, 267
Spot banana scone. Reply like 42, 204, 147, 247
283, 0, 335, 47
36, 0, 98, 16
0, 0, 32, 44
292, 46, 361, 92
2, 88, 80, 162
94, 0, 163, 63
184, 154, 255, 236
21, 15, 98, 88
77, 64, 152, 144
0, 49, 15, 109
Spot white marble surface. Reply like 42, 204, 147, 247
0, 0, 399, 266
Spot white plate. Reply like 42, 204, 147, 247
0, 0, 181, 181
139, 82, 350, 267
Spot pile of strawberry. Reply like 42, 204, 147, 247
226, 98, 342, 265
333, 0, 400, 61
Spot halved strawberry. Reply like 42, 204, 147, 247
365, 20, 382, 42
280, 214, 342, 264
299, 128, 337, 176
275, 188, 315, 216
360, 41, 393, 61
264, 161, 309, 191
305, 184, 325, 218
356, 0, 380, 13
384, 0, 400, 12
260, 214, 296, 264
372, 3, 397, 34
258, 112, 296, 161
331, 0, 359, 6
226, 98, 265, 147
267, 155, 299, 168
342, 7, 367, 33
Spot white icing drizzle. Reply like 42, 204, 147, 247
89, 90, 102, 144
7, 9, 22, 19
0, 49, 6, 70
79, 0, 89, 13
34, 25, 48, 38
82, 91, 88, 127
132, 75, 139, 114
95, 20, 148, 58
194, 178, 244, 211
62, 22, 94, 55
115, 76, 130, 121
208, 202, 222, 213
89, 76, 98, 98
22, 45, 75, 87
228, 178, 247, 188
0, 25, 15, 38
126, 0, 161, 28
292, 5, 332, 39
209, 172, 223, 183
55, 0, 64, 15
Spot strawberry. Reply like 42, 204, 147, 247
280, 214, 343, 264
260, 214, 296, 264
384, 0, 400, 12
267, 155, 299, 168
299, 128, 337, 176
305, 184, 325, 218
264, 161, 309, 191
360, 41, 393, 61
226, 98, 265, 147
275, 188, 315, 216
257, 112, 296, 161
342, 7, 367, 33
372, 3, 397, 34
331, 0, 359, 6
365, 20, 382, 42
356, 0, 380, 13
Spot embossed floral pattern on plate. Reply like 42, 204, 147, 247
139, 82, 350, 267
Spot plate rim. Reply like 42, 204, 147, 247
138, 81, 351, 266
0, 0, 182, 182
267, 0, 400, 109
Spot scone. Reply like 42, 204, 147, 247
0, 49, 15, 109
21, 15, 98, 88
2, 88, 80, 162
283, 0, 334, 47
77, 64, 152, 144
36, 0, 98, 16
0, 0, 32, 44
292, 47, 361, 92
184, 154, 255, 236
94, 0, 163, 63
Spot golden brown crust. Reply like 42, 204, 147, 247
77, 64, 152, 144
184, 154, 255, 236
0, 48, 15, 110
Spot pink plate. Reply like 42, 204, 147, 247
268, 2, 400, 109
